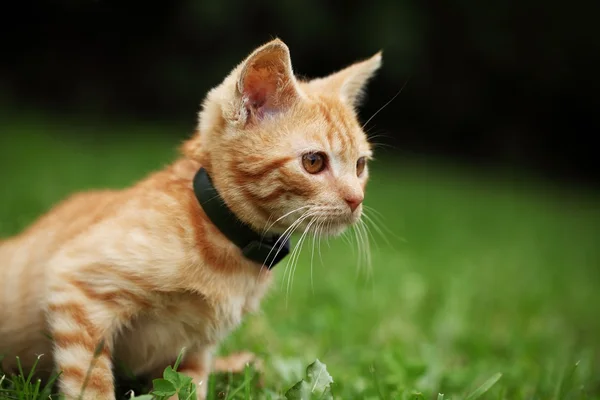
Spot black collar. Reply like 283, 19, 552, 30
192, 168, 290, 269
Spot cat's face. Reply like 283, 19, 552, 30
186, 39, 381, 237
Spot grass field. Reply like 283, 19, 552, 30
1, 114, 599, 399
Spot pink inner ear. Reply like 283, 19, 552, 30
246, 83, 268, 109
242, 66, 281, 119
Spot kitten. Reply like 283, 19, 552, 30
0, 39, 381, 399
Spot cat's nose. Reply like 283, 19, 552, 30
345, 194, 364, 212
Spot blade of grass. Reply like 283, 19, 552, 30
370, 364, 386, 400
244, 365, 251, 400
173, 348, 186, 371
225, 370, 254, 400
465, 373, 503, 400
554, 361, 580, 400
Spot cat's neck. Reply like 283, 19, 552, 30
157, 157, 289, 270
168, 157, 203, 183
192, 166, 290, 269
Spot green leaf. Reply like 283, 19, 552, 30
285, 359, 334, 400
178, 373, 194, 388
152, 378, 177, 397
306, 360, 334, 395
319, 386, 333, 400
285, 380, 312, 399
130, 395, 154, 400
164, 365, 181, 386
465, 373, 502, 400
178, 382, 197, 400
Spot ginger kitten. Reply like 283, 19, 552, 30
0, 39, 381, 399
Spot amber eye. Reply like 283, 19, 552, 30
356, 157, 367, 176
302, 152, 326, 174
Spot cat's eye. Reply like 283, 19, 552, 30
356, 157, 367, 176
302, 152, 327, 174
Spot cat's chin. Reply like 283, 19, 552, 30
308, 216, 359, 237
315, 223, 349, 237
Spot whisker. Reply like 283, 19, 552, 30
360, 212, 386, 251
355, 220, 372, 280
361, 216, 380, 253
370, 141, 397, 150
263, 210, 316, 281
253, 206, 385, 299
366, 132, 397, 151
363, 205, 405, 242
362, 78, 410, 130
366, 133, 391, 141
309, 216, 324, 294
358, 219, 373, 278
309, 233, 316, 294
284, 223, 304, 296
352, 225, 362, 276
280, 219, 308, 296
355, 222, 365, 276
340, 228, 352, 247
278, 210, 318, 291
261, 205, 311, 236
362, 211, 400, 254
285, 216, 318, 304
316, 218, 326, 269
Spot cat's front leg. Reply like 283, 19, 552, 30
172, 349, 261, 399
171, 346, 215, 400
47, 276, 128, 400
214, 351, 260, 373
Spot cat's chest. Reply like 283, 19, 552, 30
115, 274, 271, 374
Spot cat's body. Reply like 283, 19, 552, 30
1, 158, 269, 379
0, 39, 381, 399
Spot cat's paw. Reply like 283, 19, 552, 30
213, 351, 263, 373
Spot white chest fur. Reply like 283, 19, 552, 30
114, 269, 272, 376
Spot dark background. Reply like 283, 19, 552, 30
1, 0, 599, 188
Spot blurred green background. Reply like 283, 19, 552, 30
1, 0, 599, 399
2, 0, 599, 184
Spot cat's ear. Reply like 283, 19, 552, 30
307, 51, 382, 108
236, 39, 302, 123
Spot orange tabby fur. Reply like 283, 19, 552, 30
0, 39, 381, 399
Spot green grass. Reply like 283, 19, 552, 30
1, 114, 599, 399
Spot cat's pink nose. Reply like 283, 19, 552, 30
345, 195, 364, 212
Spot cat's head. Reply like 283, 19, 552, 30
183, 39, 381, 237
